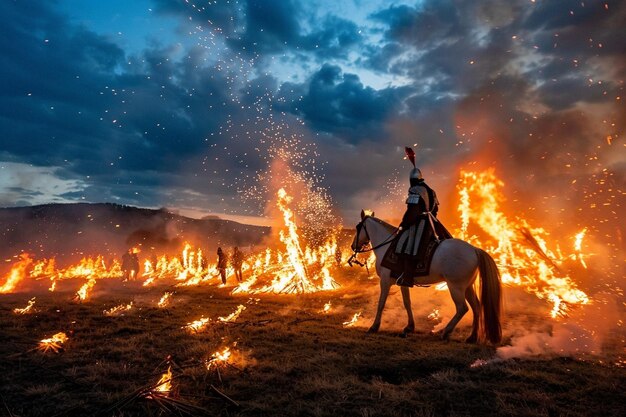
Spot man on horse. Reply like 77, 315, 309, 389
386, 147, 452, 287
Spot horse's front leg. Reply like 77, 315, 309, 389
400, 286, 415, 336
368, 276, 393, 333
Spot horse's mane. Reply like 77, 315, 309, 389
366, 216, 397, 233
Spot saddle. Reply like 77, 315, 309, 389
381, 219, 452, 277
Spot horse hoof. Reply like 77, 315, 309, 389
465, 335, 478, 344
441, 332, 451, 342
398, 332, 408, 338
403, 326, 414, 334
367, 327, 379, 334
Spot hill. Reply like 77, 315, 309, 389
0, 203, 269, 262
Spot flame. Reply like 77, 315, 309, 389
206, 347, 232, 370
232, 188, 341, 294
342, 312, 362, 327
0, 253, 33, 293
573, 228, 588, 269
218, 304, 246, 322
427, 308, 441, 321
183, 317, 211, 333
38, 332, 68, 353
143, 244, 209, 287
153, 366, 172, 395
103, 302, 133, 316
158, 292, 172, 308
75, 277, 97, 301
457, 169, 590, 317
13, 297, 36, 314
322, 301, 332, 313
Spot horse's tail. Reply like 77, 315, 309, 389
476, 248, 502, 344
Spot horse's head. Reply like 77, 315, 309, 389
351, 209, 374, 252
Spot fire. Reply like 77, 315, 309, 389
0, 253, 33, 293
13, 297, 36, 314
153, 366, 172, 395
322, 301, 332, 313
75, 277, 97, 301
143, 244, 209, 287
457, 169, 590, 317
218, 305, 246, 323
232, 188, 341, 294
573, 228, 588, 269
343, 312, 361, 327
183, 317, 211, 333
103, 302, 133, 316
206, 347, 232, 370
158, 292, 172, 308
38, 332, 68, 353
428, 308, 441, 321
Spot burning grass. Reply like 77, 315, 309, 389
0, 275, 623, 417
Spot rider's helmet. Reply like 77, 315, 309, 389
409, 167, 423, 181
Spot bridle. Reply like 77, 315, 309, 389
348, 216, 398, 268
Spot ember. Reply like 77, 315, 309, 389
38, 332, 68, 353
158, 292, 172, 308
13, 297, 36, 315
103, 302, 133, 316
153, 366, 172, 395
206, 347, 232, 370
184, 317, 211, 333
218, 305, 246, 323
321, 301, 332, 314
342, 312, 361, 327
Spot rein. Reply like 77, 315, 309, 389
348, 217, 398, 268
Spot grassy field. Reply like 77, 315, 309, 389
0, 271, 624, 417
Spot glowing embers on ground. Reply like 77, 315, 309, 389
457, 169, 590, 317
206, 347, 233, 371
104, 302, 133, 316
342, 312, 362, 327
218, 304, 246, 322
183, 317, 211, 333
13, 297, 36, 314
232, 188, 341, 294
38, 332, 68, 353
75, 277, 97, 301
158, 292, 173, 308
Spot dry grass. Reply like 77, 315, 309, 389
0, 271, 624, 417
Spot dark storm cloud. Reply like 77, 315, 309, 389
0, 1, 252, 207
1, 0, 623, 229
277, 64, 412, 141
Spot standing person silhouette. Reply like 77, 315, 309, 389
217, 247, 228, 284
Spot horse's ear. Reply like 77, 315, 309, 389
360, 209, 365, 220
371, 211, 375, 217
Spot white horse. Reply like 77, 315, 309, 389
351, 210, 502, 344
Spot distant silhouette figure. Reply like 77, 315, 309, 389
217, 247, 228, 284
121, 249, 133, 281
231, 247, 244, 282
130, 250, 140, 280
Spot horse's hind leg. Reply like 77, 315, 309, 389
465, 285, 480, 343
400, 286, 415, 335
441, 285, 469, 341
368, 276, 393, 333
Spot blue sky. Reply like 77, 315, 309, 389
0, 0, 623, 230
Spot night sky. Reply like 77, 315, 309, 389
0, 0, 624, 228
